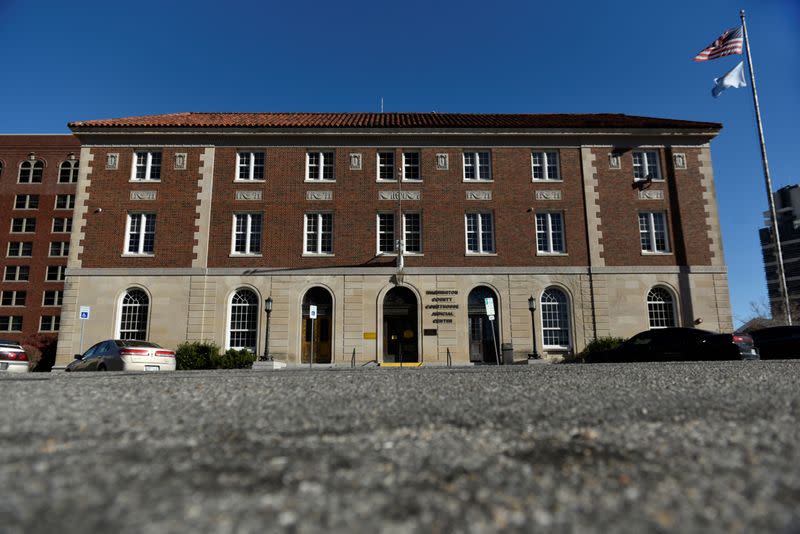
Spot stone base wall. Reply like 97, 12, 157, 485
55, 269, 732, 366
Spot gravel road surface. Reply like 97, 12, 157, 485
1, 362, 799, 533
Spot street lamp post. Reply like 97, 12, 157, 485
528, 295, 539, 360
261, 296, 273, 361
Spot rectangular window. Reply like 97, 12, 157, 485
132, 151, 162, 181
402, 152, 420, 180
633, 151, 661, 181
42, 290, 63, 306
639, 212, 669, 253
7, 242, 33, 257
1, 291, 26, 307
377, 213, 395, 254
46, 265, 67, 281
304, 213, 333, 254
49, 242, 70, 257
55, 194, 76, 210
306, 151, 335, 181
125, 213, 156, 255
465, 213, 495, 254
535, 212, 565, 254
403, 212, 422, 254
52, 218, 72, 233
39, 316, 60, 332
0, 316, 23, 332
236, 152, 265, 180
11, 218, 36, 233
14, 194, 39, 210
463, 151, 492, 181
4, 265, 30, 282
232, 213, 262, 255
532, 151, 560, 180
377, 152, 395, 181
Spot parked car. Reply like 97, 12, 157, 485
585, 327, 758, 363
0, 339, 29, 373
66, 340, 176, 372
749, 326, 800, 359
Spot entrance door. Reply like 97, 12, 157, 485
301, 287, 333, 364
468, 286, 500, 364
382, 287, 419, 363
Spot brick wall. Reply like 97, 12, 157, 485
74, 138, 717, 272
0, 135, 79, 345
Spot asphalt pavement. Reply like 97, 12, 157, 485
1, 361, 799, 533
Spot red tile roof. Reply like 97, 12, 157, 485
68, 112, 721, 131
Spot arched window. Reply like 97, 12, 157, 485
59, 160, 79, 183
19, 160, 43, 184
229, 288, 258, 352
647, 287, 676, 328
119, 288, 149, 340
541, 287, 570, 348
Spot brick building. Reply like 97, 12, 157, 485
55, 113, 731, 365
0, 135, 80, 357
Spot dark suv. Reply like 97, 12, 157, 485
749, 326, 800, 359
586, 328, 758, 363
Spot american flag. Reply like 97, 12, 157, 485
694, 26, 744, 61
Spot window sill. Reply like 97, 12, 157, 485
302, 253, 335, 257
6, 256, 33, 259
233, 179, 266, 183
543, 346, 571, 352
304, 179, 336, 183
376, 179, 398, 183
229, 254, 263, 258
634, 179, 664, 183
465, 252, 498, 256
532, 179, 563, 183
3, 280, 29, 283
536, 252, 568, 257
129, 179, 161, 183
641, 251, 672, 256
377, 253, 424, 257
42, 304, 62, 308
38, 330, 59, 334
462, 179, 494, 183
120, 253, 155, 258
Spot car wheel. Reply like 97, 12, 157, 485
98, 364, 107, 371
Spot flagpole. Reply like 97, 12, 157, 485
740, 9, 792, 325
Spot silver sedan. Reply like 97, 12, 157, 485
66, 340, 176, 372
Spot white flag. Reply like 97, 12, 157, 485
712, 61, 746, 98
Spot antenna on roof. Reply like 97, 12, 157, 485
380, 97, 384, 113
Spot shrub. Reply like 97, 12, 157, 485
175, 342, 256, 370
576, 336, 627, 363
218, 348, 257, 369
176, 341, 219, 370
21, 334, 57, 372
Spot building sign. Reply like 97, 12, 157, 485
425, 290, 459, 324
535, 190, 562, 201
638, 190, 664, 200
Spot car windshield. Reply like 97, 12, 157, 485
115, 340, 162, 348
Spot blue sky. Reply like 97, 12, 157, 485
1, 0, 797, 326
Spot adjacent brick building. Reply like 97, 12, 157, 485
0, 135, 80, 359
55, 112, 731, 365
